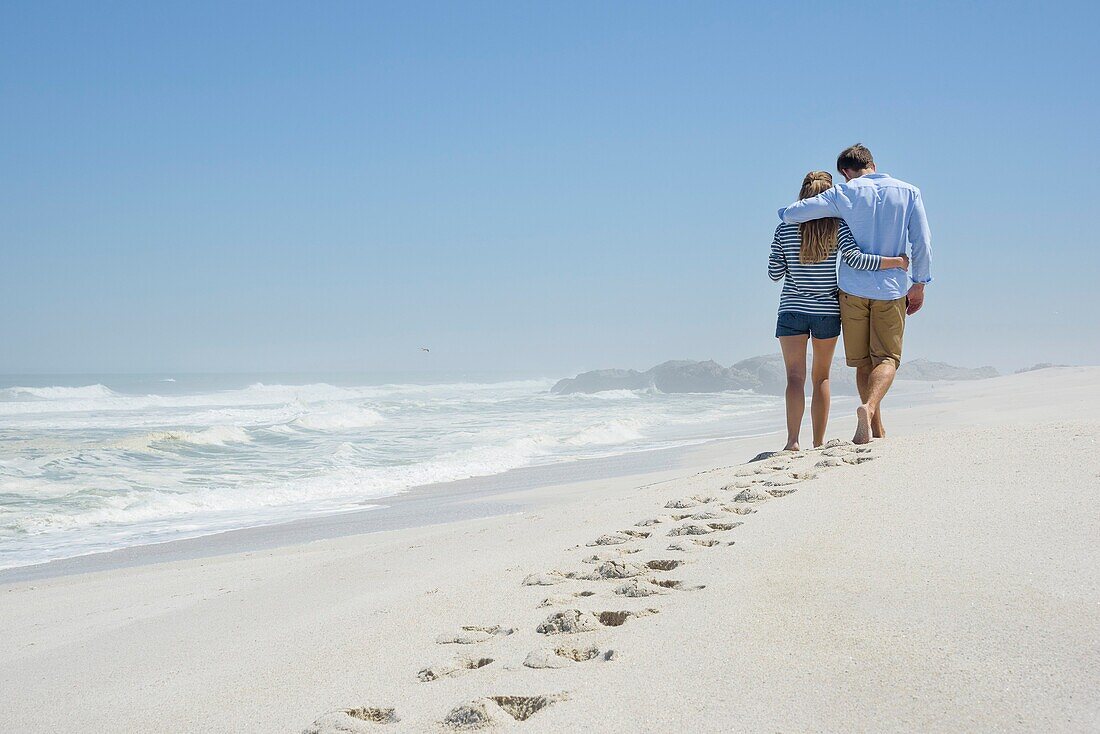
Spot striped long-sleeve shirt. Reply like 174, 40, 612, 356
768, 221, 881, 316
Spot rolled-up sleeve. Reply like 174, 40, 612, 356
908, 191, 933, 284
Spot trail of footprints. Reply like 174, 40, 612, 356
302, 438, 877, 731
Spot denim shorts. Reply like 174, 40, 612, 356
775, 311, 841, 340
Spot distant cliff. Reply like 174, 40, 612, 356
898, 359, 999, 381
552, 356, 999, 395
551, 360, 760, 395
1015, 362, 1068, 373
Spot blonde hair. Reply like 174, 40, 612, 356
797, 171, 839, 264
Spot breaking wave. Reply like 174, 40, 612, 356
151, 426, 254, 446
0, 384, 116, 401
291, 406, 385, 431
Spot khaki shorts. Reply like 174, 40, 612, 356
839, 291, 906, 369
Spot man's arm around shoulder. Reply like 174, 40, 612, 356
777, 186, 841, 224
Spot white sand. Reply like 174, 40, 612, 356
1, 368, 1098, 732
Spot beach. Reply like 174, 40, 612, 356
1, 367, 1098, 732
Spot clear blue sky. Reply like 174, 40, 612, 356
2, 1, 1097, 375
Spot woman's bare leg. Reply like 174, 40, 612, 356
809, 336, 838, 447
778, 335, 808, 451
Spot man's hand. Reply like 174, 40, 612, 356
905, 283, 925, 315
900, 254, 910, 270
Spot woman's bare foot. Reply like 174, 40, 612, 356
853, 405, 873, 445
783, 442, 800, 452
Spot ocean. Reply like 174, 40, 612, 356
0, 373, 789, 570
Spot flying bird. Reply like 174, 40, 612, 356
420, 347, 430, 352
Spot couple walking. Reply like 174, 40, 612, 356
769, 144, 932, 447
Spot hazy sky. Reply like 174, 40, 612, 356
3, 1, 1097, 376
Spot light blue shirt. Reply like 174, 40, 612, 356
777, 172, 932, 301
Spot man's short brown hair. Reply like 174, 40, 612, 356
837, 144, 874, 173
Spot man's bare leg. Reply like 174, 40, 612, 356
872, 405, 886, 438
853, 366, 872, 444
855, 365, 872, 403
857, 368, 887, 438
854, 361, 896, 444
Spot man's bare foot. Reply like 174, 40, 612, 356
783, 442, 800, 452
872, 419, 886, 439
853, 405, 873, 445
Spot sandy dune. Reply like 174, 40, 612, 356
1, 368, 1098, 732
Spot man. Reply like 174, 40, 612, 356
777, 144, 932, 444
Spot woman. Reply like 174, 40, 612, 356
768, 171, 908, 450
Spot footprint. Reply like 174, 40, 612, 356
790, 471, 818, 480
815, 458, 843, 468
756, 462, 793, 474
667, 524, 713, 536
690, 511, 722, 520
598, 609, 657, 626
766, 487, 798, 498
614, 578, 667, 597
667, 539, 726, 551
587, 533, 632, 546
582, 560, 648, 580
538, 590, 597, 607
580, 548, 641, 564
620, 529, 652, 539
763, 478, 798, 487
650, 578, 705, 591
843, 455, 876, 465
536, 610, 602, 634
820, 438, 849, 449
554, 645, 608, 661
523, 571, 570, 586
665, 495, 717, 509
436, 625, 515, 645
706, 522, 741, 531
634, 517, 665, 526
645, 559, 682, 571
821, 447, 853, 457
720, 504, 757, 515
443, 695, 566, 728
302, 707, 398, 733
732, 487, 772, 503
536, 609, 656, 634
418, 657, 494, 682
523, 645, 611, 668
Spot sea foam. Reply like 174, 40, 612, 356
0, 375, 785, 570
